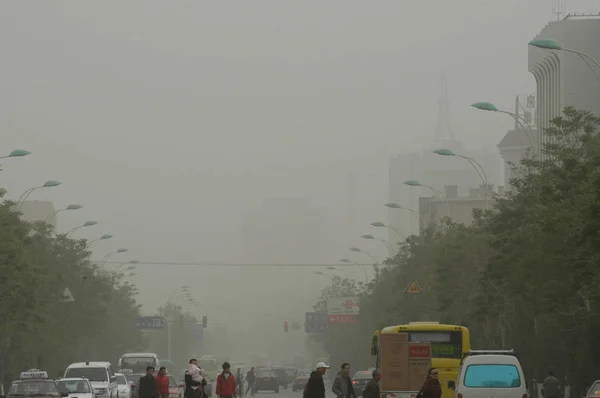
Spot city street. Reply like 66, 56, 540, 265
246, 380, 337, 398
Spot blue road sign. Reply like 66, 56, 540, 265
135, 316, 166, 329
305, 312, 327, 333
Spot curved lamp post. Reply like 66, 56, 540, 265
114, 260, 140, 273
1, 149, 31, 159
384, 202, 425, 225
529, 39, 600, 83
370, 221, 406, 240
45, 204, 83, 222
433, 149, 489, 209
87, 234, 114, 248
17, 180, 62, 210
403, 180, 450, 217
339, 259, 368, 282
471, 102, 535, 147
66, 221, 98, 238
349, 247, 378, 264
100, 248, 129, 263
361, 234, 393, 255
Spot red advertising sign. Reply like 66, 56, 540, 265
409, 343, 431, 358
327, 314, 359, 324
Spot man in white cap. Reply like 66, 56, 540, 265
304, 362, 330, 398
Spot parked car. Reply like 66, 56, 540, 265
255, 368, 279, 393
292, 369, 311, 392
271, 367, 289, 389
351, 371, 373, 397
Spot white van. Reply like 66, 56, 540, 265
64, 362, 119, 398
455, 350, 527, 398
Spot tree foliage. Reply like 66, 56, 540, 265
0, 192, 143, 380
316, 107, 600, 391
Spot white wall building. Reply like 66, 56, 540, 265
529, 14, 600, 158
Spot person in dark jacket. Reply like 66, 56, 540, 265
332, 363, 357, 398
305, 362, 330, 398
362, 370, 380, 398
185, 359, 206, 398
421, 368, 442, 398
245, 367, 256, 396
138, 366, 159, 398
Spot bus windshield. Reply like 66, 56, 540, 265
407, 331, 463, 359
121, 357, 157, 373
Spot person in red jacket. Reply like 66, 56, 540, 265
216, 362, 237, 398
155, 367, 170, 398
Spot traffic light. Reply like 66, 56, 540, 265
284, 321, 288, 332
202, 315, 208, 328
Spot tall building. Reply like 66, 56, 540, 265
529, 14, 600, 158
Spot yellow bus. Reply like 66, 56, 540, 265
372, 322, 470, 398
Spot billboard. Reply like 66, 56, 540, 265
326, 296, 359, 324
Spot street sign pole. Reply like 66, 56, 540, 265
167, 322, 172, 360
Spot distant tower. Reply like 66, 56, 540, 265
433, 72, 457, 147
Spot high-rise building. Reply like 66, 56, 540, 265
529, 14, 600, 158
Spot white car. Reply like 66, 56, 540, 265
116, 374, 133, 398
64, 362, 119, 398
56, 378, 96, 398
455, 350, 526, 398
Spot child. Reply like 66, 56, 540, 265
188, 362, 204, 386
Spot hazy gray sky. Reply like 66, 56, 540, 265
2, 1, 599, 331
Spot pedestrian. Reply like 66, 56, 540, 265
332, 363, 357, 398
138, 366, 159, 398
245, 367, 256, 396
156, 367, 169, 398
216, 362, 237, 398
185, 359, 206, 398
542, 371, 562, 398
420, 368, 442, 398
362, 370, 380, 398
305, 362, 330, 398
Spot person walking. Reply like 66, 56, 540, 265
155, 367, 169, 398
420, 368, 442, 398
216, 362, 237, 398
542, 371, 562, 398
362, 370, 380, 398
138, 366, 159, 398
305, 362, 330, 398
332, 363, 357, 398
245, 367, 256, 396
185, 359, 205, 398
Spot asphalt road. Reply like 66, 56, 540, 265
247, 380, 337, 398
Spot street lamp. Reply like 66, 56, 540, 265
114, 260, 140, 273
384, 203, 425, 225
370, 221, 405, 240
44, 204, 83, 222
339, 259, 369, 282
471, 102, 534, 146
100, 248, 129, 263
433, 149, 489, 209
66, 221, 98, 238
349, 247, 378, 264
87, 234, 113, 247
361, 234, 393, 255
0, 149, 31, 159
529, 39, 600, 83
402, 180, 450, 217
16, 180, 62, 210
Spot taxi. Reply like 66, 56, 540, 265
7, 370, 66, 398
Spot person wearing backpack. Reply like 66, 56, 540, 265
304, 362, 330, 398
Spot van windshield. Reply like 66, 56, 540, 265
65, 368, 108, 382
464, 364, 521, 388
